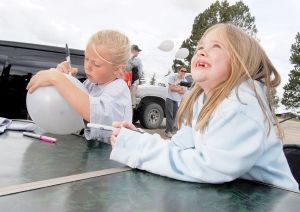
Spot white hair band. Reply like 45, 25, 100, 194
92, 44, 114, 65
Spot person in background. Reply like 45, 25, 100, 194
27, 30, 132, 143
165, 66, 187, 138
126, 44, 143, 108
109, 23, 299, 192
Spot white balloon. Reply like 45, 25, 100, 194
175, 48, 189, 59
26, 74, 87, 135
158, 40, 174, 52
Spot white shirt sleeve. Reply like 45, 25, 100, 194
128, 57, 143, 77
168, 74, 176, 85
136, 58, 143, 77
84, 80, 132, 142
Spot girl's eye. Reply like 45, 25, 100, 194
84, 57, 102, 68
212, 44, 221, 48
93, 62, 101, 68
197, 46, 204, 51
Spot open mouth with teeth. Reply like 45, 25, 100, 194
196, 62, 209, 68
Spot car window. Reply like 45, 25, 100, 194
0, 41, 85, 119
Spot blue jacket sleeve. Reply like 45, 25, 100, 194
110, 109, 265, 183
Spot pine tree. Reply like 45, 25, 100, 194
270, 88, 280, 109
164, 69, 172, 77
150, 73, 156, 85
281, 33, 300, 109
139, 71, 146, 85
172, 0, 257, 71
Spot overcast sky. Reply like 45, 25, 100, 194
1, 0, 299, 97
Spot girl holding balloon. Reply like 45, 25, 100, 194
27, 30, 132, 143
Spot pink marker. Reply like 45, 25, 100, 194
23, 132, 57, 144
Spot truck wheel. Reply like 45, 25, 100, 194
139, 103, 163, 129
132, 110, 139, 123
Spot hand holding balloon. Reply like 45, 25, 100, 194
26, 73, 87, 135
26, 68, 59, 93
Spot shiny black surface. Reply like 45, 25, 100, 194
0, 131, 122, 187
0, 40, 85, 119
0, 131, 300, 211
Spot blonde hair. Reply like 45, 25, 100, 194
176, 23, 283, 138
87, 30, 131, 65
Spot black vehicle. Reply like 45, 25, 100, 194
0, 40, 85, 119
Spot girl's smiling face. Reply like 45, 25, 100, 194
191, 28, 232, 94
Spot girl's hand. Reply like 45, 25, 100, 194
110, 121, 137, 148
26, 68, 61, 93
56, 61, 78, 76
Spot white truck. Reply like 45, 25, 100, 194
133, 74, 193, 129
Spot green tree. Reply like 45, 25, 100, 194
164, 69, 172, 77
139, 71, 146, 85
172, 0, 257, 71
150, 73, 156, 85
290, 32, 300, 65
270, 88, 280, 109
281, 33, 300, 109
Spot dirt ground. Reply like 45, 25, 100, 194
280, 119, 300, 144
136, 118, 300, 145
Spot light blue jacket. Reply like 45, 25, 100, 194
110, 81, 299, 192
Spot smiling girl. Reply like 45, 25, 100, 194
109, 23, 299, 192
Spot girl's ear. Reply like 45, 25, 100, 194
114, 64, 125, 78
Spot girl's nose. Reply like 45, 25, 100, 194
197, 49, 207, 57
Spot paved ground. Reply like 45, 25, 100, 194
136, 118, 300, 145
280, 119, 300, 144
